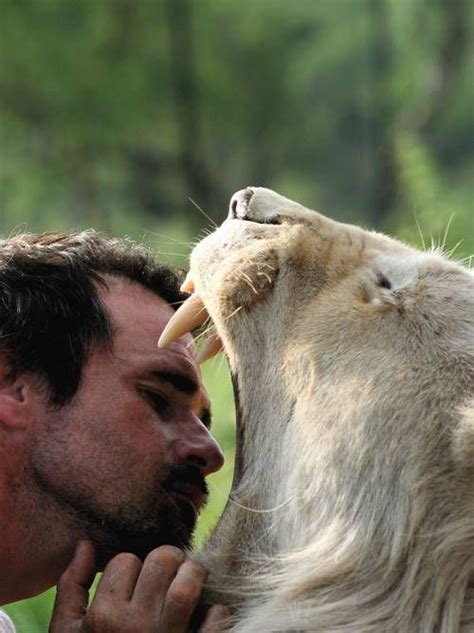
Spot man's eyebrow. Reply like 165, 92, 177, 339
152, 371, 198, 394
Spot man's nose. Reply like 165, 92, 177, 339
174, 422, 224, 476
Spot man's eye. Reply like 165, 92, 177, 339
143, 390, 169, 415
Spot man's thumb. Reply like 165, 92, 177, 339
50, 540, 96, 629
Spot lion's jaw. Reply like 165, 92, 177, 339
189, 188, 474, 631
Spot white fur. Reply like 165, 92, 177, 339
192, 188, 474, 632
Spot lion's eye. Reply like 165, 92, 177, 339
376, 273, 392, 290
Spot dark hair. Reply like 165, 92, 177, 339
0, 230, 186, 405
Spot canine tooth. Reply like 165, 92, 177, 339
197, 333, 223, 365
180, 272, 195, 293
158, 293, 209, 348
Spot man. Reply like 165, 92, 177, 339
0, 230, 229, 631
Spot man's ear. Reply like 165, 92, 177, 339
0, 358, 31, 432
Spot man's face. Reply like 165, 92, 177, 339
28, 278, 224, 566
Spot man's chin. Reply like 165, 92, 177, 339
93, 506, 196, 569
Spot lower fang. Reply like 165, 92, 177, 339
197, 333, 224, 364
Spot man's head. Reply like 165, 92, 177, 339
0, 231, 223, 601
0, 230, 186, 404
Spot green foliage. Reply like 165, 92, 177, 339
1, 0, 472, 239
394, 130, 474, 258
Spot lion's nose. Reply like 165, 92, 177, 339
228, 187, 255, 220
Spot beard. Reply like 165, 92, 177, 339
30, 461, 208, 569
89, 465, 208, 568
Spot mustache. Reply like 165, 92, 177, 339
161, 463, 209, 496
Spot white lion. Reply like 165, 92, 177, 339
161, 188, 474, 632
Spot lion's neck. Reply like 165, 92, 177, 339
200, 351, 474, 630
200, 400, 474, 631
202, 483, 474, 632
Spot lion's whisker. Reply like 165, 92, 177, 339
224, 305, 243, 321
188, 197, 218, 229
218, 491, 296, 515
156, 251, 189, 259
141, 230, 193, 247
447, 239, 463, 259
441, 213, 456, 253
239, 272, 259, 295
414, 215, 427, 251
257, 271, 273, 284
187, 322, 214, 347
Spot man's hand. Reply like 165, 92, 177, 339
50, 541, 230, 632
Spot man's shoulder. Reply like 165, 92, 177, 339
0, 611, 15, 633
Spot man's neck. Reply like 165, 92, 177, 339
0, 476, 72, 604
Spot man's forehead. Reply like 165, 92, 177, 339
101, 276, 174, 326
100, 276, 199, 366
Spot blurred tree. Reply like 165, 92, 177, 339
0, 0, 472, 242
164, 0, 219, 218
367, 0, 397, 224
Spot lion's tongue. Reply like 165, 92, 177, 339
157, 289, 223, 364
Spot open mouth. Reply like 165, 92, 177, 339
158, 188, 285, 361
157, 226, 278, 362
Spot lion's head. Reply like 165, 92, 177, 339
162, 187, 474, 632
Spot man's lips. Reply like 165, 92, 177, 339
166, 481, 207, 512
161, 466, 209, 514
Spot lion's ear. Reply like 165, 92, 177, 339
361, 271, 399, 307
452, 406, 474, 468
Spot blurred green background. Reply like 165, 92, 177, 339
1, 0, 473, 629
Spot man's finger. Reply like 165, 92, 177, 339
157, 560, 208, 632
92, 552, 142, 602
199, 605, 232, 632
132, 546, 184, 609
50, 540, 96, 625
